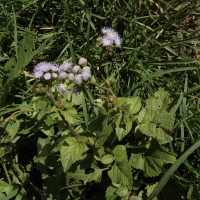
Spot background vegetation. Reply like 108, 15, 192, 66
0, 0, 199, 199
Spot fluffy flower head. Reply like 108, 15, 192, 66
56, 84, 66, 94
34, 62, 53, 73
101, 27, 122, 47
102, 37, 113, 47
68, 73, 75, 81
33, 70, 43, 79
75, 74, 83, 85
59, 72, 67, 79
72, 65, 80, 73
60, 61, 73, 71
82, 66, 91, 73
51, 64, 59, 72
82, 71, 91, 81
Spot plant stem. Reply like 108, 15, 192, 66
2, 163, 11, 184
98, 48, 115, 96
47, 81, 56, 104
57, 109, 79, 137
46, 82, 113, 153
88, 81, 115, 96
46, 82, 80, 138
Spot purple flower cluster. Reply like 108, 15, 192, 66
33, 57, 91, 85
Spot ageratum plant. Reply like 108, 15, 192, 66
1, 28, 177, 200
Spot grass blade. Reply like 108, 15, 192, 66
147, 138, 200, 200
127, 66, 198, 95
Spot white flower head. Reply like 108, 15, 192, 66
75, 74, 83, 85
33, 70, 43, 79
82, 71, 91, 81
56, 84, 66, 94
34, 62, 52, 73
44, 72, 51, 80
72, 65, 80, 73
78, 57, 87, 66
102, 27, 113, 35
102, 36, 113, 47
51, 64, 59, 72
60, 61, 73, 71
82, 66, 91, 73
59, 72, 67, 79
101, 27, 122, 47
68, 73, 75, 81
114, 37, 122, 47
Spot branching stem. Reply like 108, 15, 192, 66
98, 48, 115, 96
2, 163, 11, 184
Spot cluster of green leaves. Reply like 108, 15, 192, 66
0, 0, 199, 199
0, 81, 177, 199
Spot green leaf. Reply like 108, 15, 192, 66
129, 154, 144, 170
115, 111, 132, 141
144, 141, 176, 177
116, 97, 141, 114
148, 138, 200, 200
89, 115, 112, 146
94, 146, 105, 161
5, 120, 20, 139
0, 34, 45, 107
106, 186, 117, 200
130, 142, 176, 177
114, 145, 128, 162
108, 162, 133, 189
115, 186, 129, 197
0, 181, 18, 200
138, 123, 173, 143
59, 105, 81, 125
68, 168, 103, 184
146, 88, 170, 111
137, 88, 174, 143
60, 137, 88, 172
96, 124, 113, 146
146, 183, 158, 199
152, 110, 174, 131
33, 99, 49, 120
101, 154, 114, 165
16, 34, 35, 71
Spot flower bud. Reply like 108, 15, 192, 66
78, 57, 87, 66
44, 72, 51, 80
104, 95, 116, 109
96, 37, 103, 47
52, 72, 58, 79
